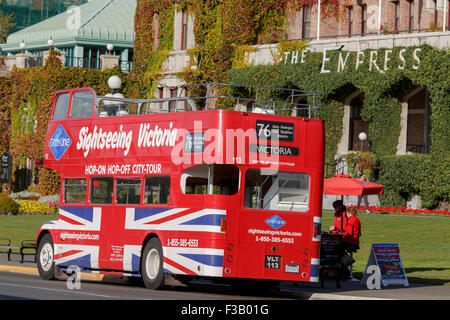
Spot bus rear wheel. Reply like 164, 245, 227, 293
37, 233, 56, 280
141, 238, 165, 290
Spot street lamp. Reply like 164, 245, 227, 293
358, 132, 367, 152
47, 37, 54, 51
108, 75, 122, 94
19, 40, 26, 54
107, 43, 114, 55
102, 75, 124, 116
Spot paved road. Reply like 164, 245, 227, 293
1, 254, 450, 301
0, 271, 297, 300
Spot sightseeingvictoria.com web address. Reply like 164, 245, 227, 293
60, 232, 99, 241
248, 228, 302, 237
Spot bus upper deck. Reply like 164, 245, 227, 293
44, 83, 323, 169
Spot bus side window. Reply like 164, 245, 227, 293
70, 91, 94, 118
64, 178, 87, 204
144, 176, 170, 204
90, 177, 113, 204
181, 164, 239, 195
116, 178, 141, 205
52, 93, 71, 120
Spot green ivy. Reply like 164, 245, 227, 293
0, 54, 143, 193
377, 154, 450, 209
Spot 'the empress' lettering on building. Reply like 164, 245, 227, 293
284, 47, 422, 74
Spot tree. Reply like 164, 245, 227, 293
0, 12, 15, 43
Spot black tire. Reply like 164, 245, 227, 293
141, 238, 165, 290
37, 233, 56, 280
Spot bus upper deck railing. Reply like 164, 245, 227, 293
95, 83, 321, 119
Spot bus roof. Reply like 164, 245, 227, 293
44, 83, 324, 174
53, 83, 321, 119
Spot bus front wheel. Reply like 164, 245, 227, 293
37, 233, 56, 280
141, 238, 165, 290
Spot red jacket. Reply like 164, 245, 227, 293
343, 215, 361, 245
332, 210, 347, 234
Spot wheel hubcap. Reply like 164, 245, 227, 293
145, 248, 160, 280
40, 243, 53, 272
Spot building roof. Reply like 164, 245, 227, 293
1, 0, 136, 53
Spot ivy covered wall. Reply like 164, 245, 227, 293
0, 53, 143, 194
228, 45, 449, 208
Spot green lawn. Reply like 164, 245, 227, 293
1, 212, 449, 285
322, 211, 450, 285
0, 214, 56, 246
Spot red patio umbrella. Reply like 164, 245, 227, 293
323, 174, 384, 196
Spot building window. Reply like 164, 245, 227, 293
302, 6, 311, 39
347, 6, 354, 36
361, 4, 367, 35
169, 87, 177, 112
158, 87, 164, 110
448, 0, 450, 30
394, 1, 400, 31
349, 94, 369, 152
406, 88, 431, 154
181, 10, 188, 50
433, 0, 438, 25
408, 0, 414, 32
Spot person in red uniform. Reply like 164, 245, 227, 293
329, 200, 348, 234
336, 206, 361, 269
342, 206, 361, 247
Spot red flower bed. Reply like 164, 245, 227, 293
15, 194, 40, 201
348, 205, 450, 216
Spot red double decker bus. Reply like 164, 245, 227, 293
36, 83, 324, 290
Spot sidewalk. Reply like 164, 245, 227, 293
1, 253, 449, 300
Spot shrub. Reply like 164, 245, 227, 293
0, 197, 19, 215
377, 154, 450, 209
35, 168, 60, 196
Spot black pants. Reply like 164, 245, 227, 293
333, 242, 359, 257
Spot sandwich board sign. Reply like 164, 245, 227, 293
361, 243, 409, 288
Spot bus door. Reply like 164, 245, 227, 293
224, 169, 312, 280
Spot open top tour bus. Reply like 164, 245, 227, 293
36, 83, 324, 289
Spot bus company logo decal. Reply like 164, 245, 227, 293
49, 124, 72, 161
265, 215, 286, 230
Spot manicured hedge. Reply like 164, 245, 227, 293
377, 154, 450, 209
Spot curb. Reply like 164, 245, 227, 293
0, 265, 38, 275
0, 264, 128, 284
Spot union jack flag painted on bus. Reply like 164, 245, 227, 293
44, 207, 102, 271
125, 207, 226, 276
43, 206, 101, 231
54, 244, 100, 271
124, 207, 226, 233
43, 206, 227, 277
163, 246, 224, 277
